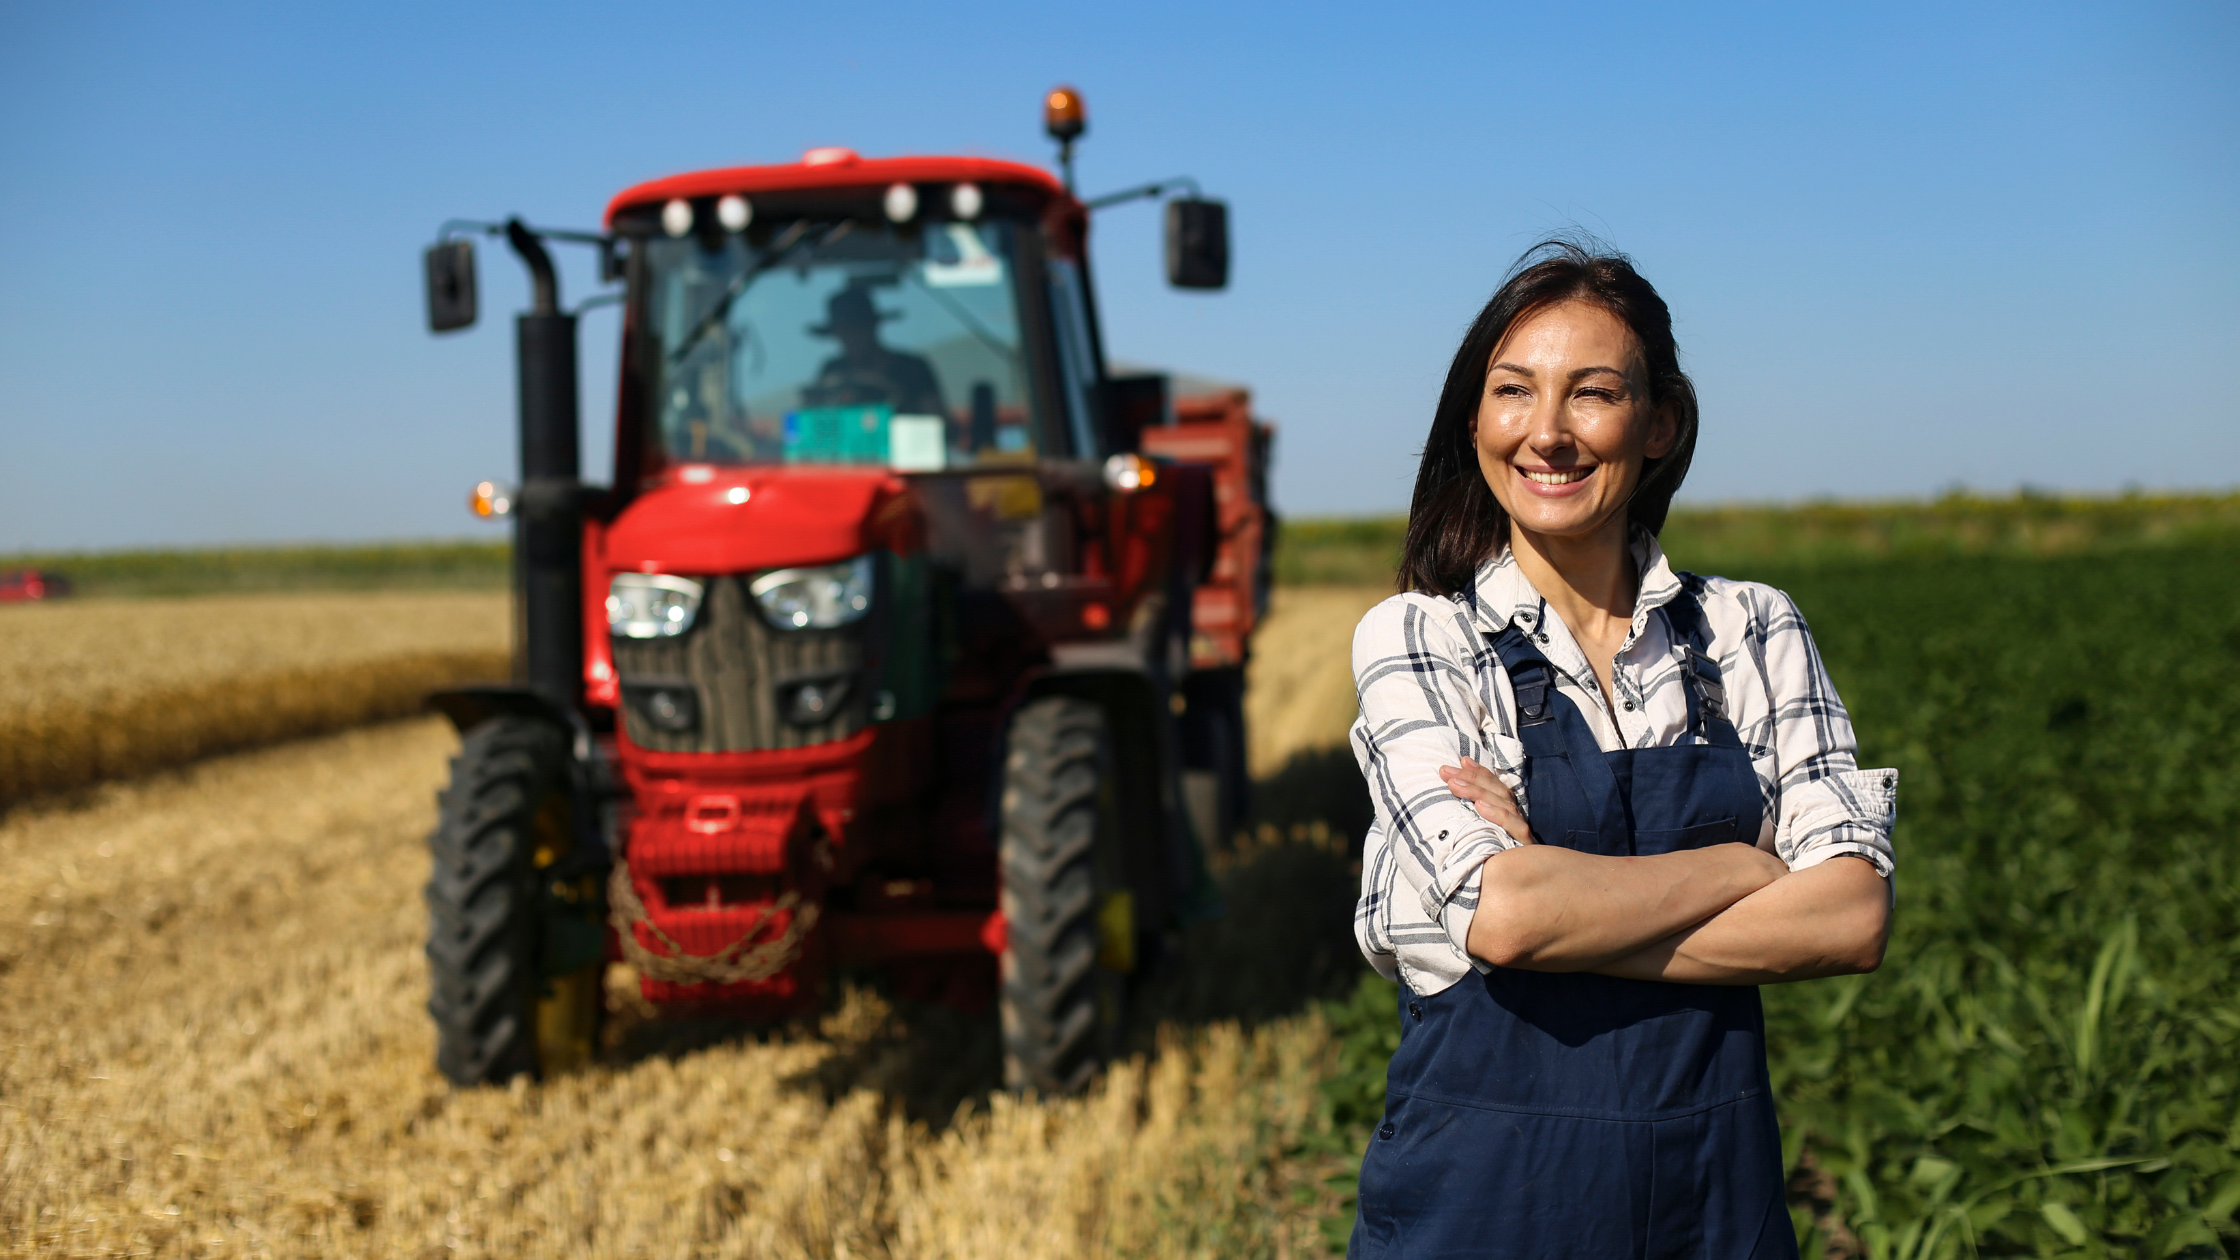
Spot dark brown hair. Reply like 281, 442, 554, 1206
1396, 238, 1698, 596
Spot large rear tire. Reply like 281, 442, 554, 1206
425, 716, 605, 1085
998, 696, 1128, 1094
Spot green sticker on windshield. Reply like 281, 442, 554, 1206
784, 405, 891, 465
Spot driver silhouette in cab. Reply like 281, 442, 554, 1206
802, 285, 945, 417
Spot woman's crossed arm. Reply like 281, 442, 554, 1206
1446, 758, 1889, 985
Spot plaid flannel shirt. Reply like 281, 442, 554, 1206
1351, 530, 1899, 995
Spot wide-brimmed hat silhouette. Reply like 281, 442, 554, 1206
809, 286, 898, 336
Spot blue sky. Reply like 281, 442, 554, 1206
1, 1, 2234, 551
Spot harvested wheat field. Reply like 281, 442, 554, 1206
0, 587, 1390, 1258
0, 593, 509, 804
1241, 588, 1385, 779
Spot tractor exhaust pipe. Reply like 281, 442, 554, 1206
504, 219, 584, 711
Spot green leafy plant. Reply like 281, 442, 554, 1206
1764, 545, 2240, 1257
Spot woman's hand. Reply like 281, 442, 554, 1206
1439, 757, 1533, 844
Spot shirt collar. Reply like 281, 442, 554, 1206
1460, 525, 1685, 642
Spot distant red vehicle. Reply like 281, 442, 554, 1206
0, 569, 71, 602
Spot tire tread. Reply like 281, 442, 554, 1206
424, 717, 568, 1085
999, 696, 1117, 1094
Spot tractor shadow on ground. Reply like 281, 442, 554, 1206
1129, 744, 1374, 1030
601, 744, 1375, 1129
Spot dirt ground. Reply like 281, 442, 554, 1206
0, 587, 1389, 1258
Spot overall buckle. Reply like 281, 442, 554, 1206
1514, 672, 1555, 726
1683, 646, 1728, 723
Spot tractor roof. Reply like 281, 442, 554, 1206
605, 151, 1064, 226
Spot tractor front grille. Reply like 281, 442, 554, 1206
610, 575, 867, 753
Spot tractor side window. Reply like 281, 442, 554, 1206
1045, 258, 1102, 461
638, 219, 1039, 472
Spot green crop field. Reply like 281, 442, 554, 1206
1314, 540, 2240, 1257
1275, 491, 2240, 587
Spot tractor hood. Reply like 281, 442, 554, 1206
598, 466, 922, 578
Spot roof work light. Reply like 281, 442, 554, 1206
1044, 86, 1087, 193
1043, 86, 1086, 142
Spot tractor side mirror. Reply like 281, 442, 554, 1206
1164, 198, 1229, 290
423, 239, 479, 333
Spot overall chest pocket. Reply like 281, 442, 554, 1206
1630, 815, 1738, 856
1557, 818, 1739, 857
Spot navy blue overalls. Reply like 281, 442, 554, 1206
1351, 581, 1797, 1259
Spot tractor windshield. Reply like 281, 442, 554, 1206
639, 219, 1039, 471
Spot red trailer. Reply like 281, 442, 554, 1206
418, 89, 1272, 1093
1140, 383, 1276, 849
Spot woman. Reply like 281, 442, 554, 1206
1348, 241, 1897, 1258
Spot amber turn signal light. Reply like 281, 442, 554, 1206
1102, 453, 1156, 493
469, 480, 515, 519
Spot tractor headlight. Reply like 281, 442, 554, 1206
607, 574, 705, 638
749, 556, 873, 630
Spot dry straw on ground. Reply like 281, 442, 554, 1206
1, 587, 1388, 1258
1242, 588, 1385, 779
0, 592, 509, 803
0, 720, 1346, 1258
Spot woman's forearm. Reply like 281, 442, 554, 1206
1593, 855, 1890, 985
1465, 842, 1787, 971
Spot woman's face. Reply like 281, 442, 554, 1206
1473, 299, 1676, 544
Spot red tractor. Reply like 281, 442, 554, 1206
0, 569, 70, 602
418, 89, 1273, 1092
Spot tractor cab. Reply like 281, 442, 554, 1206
619, 155, 1075, 473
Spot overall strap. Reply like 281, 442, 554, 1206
1487, 623, 1630, 847
1664, 575, 1742, 749
1486, 625, 1566, 756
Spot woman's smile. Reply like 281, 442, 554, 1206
1516, 465, 1595, 493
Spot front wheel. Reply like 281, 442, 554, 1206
998, 696, 1129, 1094
424, 716, 605, 1085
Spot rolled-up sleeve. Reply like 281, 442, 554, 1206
1747, 586, 1899, 876
1351, 596, 1520, 964
1777, 769, 1897, 874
